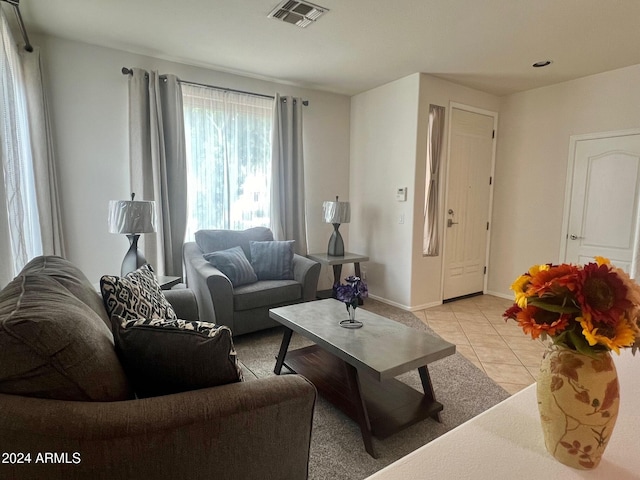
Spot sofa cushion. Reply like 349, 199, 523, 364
233, 280, 302, 311
249, 240, 295, 280
100, 264, 177, 321
195, 227, 273, 261
0, 274, 133, 401
203, 246, 258, 287
19, 255, 112, 328
112, 316, 243, 398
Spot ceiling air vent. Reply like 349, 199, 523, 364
268, 0, 328, 28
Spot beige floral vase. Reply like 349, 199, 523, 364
536, 346, 619, 469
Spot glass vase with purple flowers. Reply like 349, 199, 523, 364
334, 275, 368, 328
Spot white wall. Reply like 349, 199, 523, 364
411, 74, 500, 309
350, 72, 500, 310
350, 74, 421, 308
488, 64, 640, 298
35, 34, 351, 285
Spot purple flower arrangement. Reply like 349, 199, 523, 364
334, 275, 368, 309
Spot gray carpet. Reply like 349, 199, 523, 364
234, 299, 509, 480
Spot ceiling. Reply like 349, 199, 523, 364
13, 0, 640, 96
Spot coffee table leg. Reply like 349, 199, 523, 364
274, 328, 293, 375
345, 363, 377, 458
418, 365, 442, 422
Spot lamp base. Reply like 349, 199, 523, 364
327, 223, 344, 256
121, 234, 148, 277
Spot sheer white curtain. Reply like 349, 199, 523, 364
182, 85, 273, 239
0, 8, 66, 286
271, 94, 307, 255
20, 46, 65, 261
128, 69, 187, 276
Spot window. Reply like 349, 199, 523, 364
182, 85, 273, 239
0, 10, 41, 280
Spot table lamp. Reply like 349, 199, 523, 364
108, 193, 157, 276
323, 196, 350, 256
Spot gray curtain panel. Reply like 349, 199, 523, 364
128, 69, 187, 276
270, 94, 308, 256
423, 104, 445, 256
20, 46, 66, 259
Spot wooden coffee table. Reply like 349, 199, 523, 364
269, 299, 456, 458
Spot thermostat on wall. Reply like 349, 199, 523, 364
396, 187, 407, 201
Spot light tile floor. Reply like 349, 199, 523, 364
413, 294, 546, 395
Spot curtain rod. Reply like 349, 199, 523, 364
121, 67, 308, 106
1, 0, 33, 52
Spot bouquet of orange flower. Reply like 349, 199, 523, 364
503, 257, 640, 356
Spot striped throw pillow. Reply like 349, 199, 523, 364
249, 240, 295, 280
203, 246, 258, 287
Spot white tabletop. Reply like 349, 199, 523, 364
365, 349, 640, 479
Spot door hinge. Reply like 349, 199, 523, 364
486, 222, 489, 231
492, 130, 495, 139
489, 176, 492, 185
484, 266, 487, 274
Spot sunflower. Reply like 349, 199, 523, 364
511, 274, 530, 308
576, 262, 631, 325
511, 264, 551, 308
612, 265, 640, 306
516, 305, 571, 340
526, 263, 579, 298
505, 258, 640, 354
579, 312, 636, 354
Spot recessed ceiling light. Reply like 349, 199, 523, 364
532, 60, 553, 68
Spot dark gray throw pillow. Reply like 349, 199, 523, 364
111, 316, 243, 398
249, 240, 295, 280
203, 246, 258, 287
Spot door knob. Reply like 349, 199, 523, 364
447, 218, 459, 227
569, 234, 583, 240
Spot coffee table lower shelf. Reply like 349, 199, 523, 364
283, 345, 443, 452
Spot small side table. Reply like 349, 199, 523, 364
157, 275, 182, 290
307, 252, 369, 295
93, 275, 182, 292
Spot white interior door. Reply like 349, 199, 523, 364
442, 107, 495, 300
564, 133, 640, 272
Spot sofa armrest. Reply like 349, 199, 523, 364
293, 254, 321, 301
163, 288, 199, 321
0, 375, 316, 480
183, 242, 235, 330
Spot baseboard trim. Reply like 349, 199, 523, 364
408, 300, 443, 311
368, 292, 511, 312
485, 290, 512, 301
367, 294, 441, 312
367, 294, 411, 311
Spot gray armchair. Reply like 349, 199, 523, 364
183, 227, 321, 336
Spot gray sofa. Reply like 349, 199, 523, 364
0, 255, 316, 480
183, 227, 321, 336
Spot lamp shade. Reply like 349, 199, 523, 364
323, 198, 351, 224
108, 199, 157, 234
